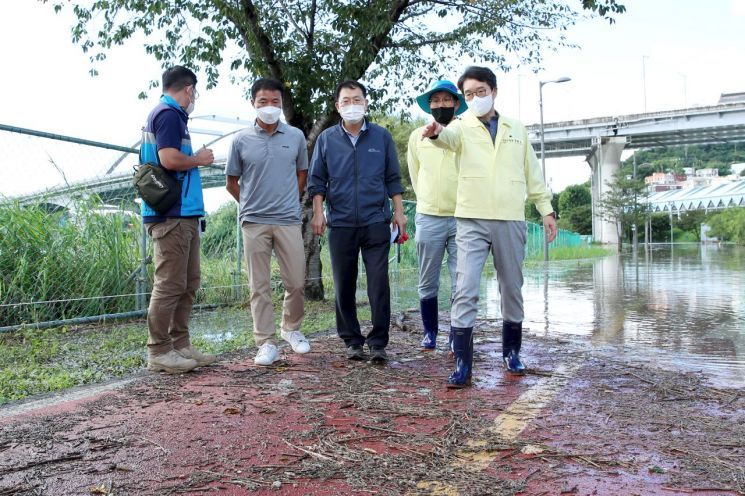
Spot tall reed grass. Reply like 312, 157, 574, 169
0, 199, 141, 326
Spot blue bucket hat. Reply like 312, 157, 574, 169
415, 80, 467, 116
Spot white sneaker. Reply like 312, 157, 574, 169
254, 342, 279, 366
281, 330, 311, 354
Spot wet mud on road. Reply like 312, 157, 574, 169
1, 312, 743, 495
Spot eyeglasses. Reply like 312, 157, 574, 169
339, 97, 365, 106
188, 85, 200, 100
463, 87, 490, 100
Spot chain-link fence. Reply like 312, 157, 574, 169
0, 124, 584, 331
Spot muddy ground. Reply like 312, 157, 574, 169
0, 312, 743, 495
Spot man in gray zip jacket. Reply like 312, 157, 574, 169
308, 80, 406, 363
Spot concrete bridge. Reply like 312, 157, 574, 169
5, 102, 745, 244
526, 101, 745, 244
1, 115, 244, 212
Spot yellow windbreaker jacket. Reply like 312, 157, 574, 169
431, 111, 554, 221
407, 125, 458, 216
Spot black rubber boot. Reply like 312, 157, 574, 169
419, 297, 438, 350
447, 326, 473, 388
502, 321, 526, 375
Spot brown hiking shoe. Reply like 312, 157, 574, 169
148, 350, 198, 374
176, 345, 217, 367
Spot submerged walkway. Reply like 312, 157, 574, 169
1, 313, 743, 495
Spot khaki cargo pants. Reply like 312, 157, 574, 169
146, 218, 200, 357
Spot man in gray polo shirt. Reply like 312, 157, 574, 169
226, 77, 310, 366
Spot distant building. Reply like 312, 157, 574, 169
731, 163, 745, 176
645, 172, 684, 192
695, 168, 719, 178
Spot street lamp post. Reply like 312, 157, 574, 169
678, 72, 687, 108
669, 203, 674, 245
539, 76, 571, 262
642, 55, 649, 112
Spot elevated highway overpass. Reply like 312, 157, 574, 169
525, 101, 745, 244
5, 101, 745, 244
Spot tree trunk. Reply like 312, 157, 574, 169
302, 193, 324, 300
300, 116, 336, 301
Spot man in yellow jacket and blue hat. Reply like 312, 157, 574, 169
421, 66, 557, 388
407, 80, 466, 352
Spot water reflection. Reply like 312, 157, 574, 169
195, 245, 744, 388
517, 245, 745, 388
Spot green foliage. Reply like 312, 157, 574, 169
373, 113, 426, 199
0, 298, 340, 404
675, 210, 709, 241
0, 325, 146, 404
0, 199, 140, 325
525, 193, 559, 223
526, 245, 613, 261
558, 183, 592, 212
598, 170, 649, 246
201, 202, 238, 257
557, 183, 592, 234
559, 204, 592, 235
52, 0, 624, 139
0, 198, 242, 327
649, 213, 672, 242
706, 208, 745, 244
622, 144, 745, 179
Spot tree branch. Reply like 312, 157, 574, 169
278, 0, 310, 42
240, 0, 296, 123
341, 0, 412, 80
308, 0, 317, 51
383, 32, 462, 49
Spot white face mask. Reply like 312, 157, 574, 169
256, 105, 282, 125
185, 101, 195, 115
339, 104, 366, 124
469, 93, 494, 117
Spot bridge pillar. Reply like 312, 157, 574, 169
587, 136, 626, 245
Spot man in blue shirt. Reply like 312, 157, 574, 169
308, 80, 406, 362
141, 66, 216, 374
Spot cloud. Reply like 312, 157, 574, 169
733, 0, 745, 16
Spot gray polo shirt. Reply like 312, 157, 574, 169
226, 121, 308, 225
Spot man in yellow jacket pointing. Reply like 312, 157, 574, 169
407, 80, 467, 352
421, 66, 557, 388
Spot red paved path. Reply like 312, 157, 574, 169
1, 317, 742, 495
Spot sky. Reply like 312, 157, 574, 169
1, 0, 744, 208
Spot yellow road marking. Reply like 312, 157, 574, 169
412, 361, 583, 493
490, 362, 581, 440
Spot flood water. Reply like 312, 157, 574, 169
391, 244, 745, 388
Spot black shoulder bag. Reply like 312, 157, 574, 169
133, 146, 182, 216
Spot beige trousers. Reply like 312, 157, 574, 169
242, 222, 305, 346
146, 218, 200, 356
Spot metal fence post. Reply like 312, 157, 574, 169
137, 220, 148, 311
234, 207, 242, 302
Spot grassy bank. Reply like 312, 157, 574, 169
0, 298, 354, 405
0, 199, 240, 328
530, 245, 615, 261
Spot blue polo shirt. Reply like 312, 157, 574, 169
140, 95, 205, 222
